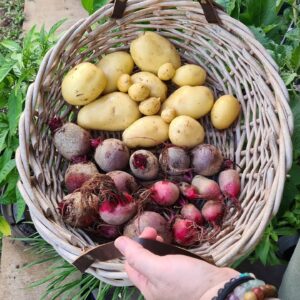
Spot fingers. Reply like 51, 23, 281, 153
139, 227, 158, 239
115, 236, 161, 278
124, 261, 148, 292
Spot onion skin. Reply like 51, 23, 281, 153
191, 144, 223, 176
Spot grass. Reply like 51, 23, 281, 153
0, 0, 24, 42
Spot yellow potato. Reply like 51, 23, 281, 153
158, 63, 176, 81
62, 62, 107, 106
172, 64, 206, 86
211, 95, 241, 130
77, 92, 141, 131
128, 83, 150, 102
130, 32, 181, 74
131, 72, 168, 101
162, 86, 214, 119
123, 116, 169, 148
169, 116, 205, 148
161, 107, 177, 123
97, 51, 134, 94
117, 74, 132, 92
139, 97, 161, 115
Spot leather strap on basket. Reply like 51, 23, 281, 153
73, 238, 213, 273
110, 0, 223, 24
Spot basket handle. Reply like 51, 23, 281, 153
111, 0, 223, 24
73, 238, 213, 273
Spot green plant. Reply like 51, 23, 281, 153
0, 21, 64, 232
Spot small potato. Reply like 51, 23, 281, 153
117, 74, 132, 92
161, 107, 176, 123
139, 97, 161, 115
172, 64, 206, 86
158, 63, 176, 81
130, 31, 181, 74
131, 72, 168, 101
211, 95, 241, 130
62, 62, 107, 106
169, 116, 205, 148
162, 86, 214, 119
77, 92, 141, 131
128, 83, 150, 102
97, 51, 134, 94
123, 116, 169, 148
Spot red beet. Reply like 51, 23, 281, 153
93, 223, 121, 239
151, 180, 180, 206
172, 218, 198, 246
107, 171, 138, 194
65, 162, 99, 193
191, 144, 223, 176
218, 169, 241, 200
180, 204, 203, 225
58, 192, 99, 228
178, 182, 199, 200
124, 211, 172, 243
129, 150, 159, 180
201, 200, 224, 225
191, 175, 223, 201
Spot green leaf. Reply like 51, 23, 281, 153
1, 40, 22, 52
93, 0, 109, 11
255, 235, 270, 265
0, 159, 16, 185
0, 60, 16, 83
81, 0, 94, 14
8, 89, 23, 135
281, 72, 298, 85
291, 94, 300, 157
48, 19, 66, 37
0, 130, 8, 153
0, 216, 11, 236
275, 227, 298, 236
286, 28, 300, 44
215, 0, 236, 14
291, 45, 300, 71
16, 187, 26, 222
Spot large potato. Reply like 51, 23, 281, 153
172, 64, 206, 86
131, 72, 168, 101
97, 52, 134, 94
162, 86, 214, 119
130, 32, 181, 74
123, 116, 169, 148
77, 92, 141, 131
211, 95, 241, 130
169, 116, 205, 148
62, 62, 107, 106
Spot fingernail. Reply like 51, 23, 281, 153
115, 237, 126, 255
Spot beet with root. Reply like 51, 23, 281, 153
107, 171, 138, 194
65, 162, 99, 193
58, 192, 99, 228
91, 223, 121, 239
218, 169, 241, 201
151, 180, 180, 206
124, 211, 172, 243
172, 218, 198, 246
129, 150, 159, 180
53, 123, 91, 160
159, 146, 190, 175
94, 139, 129, 172
191, 144, 223, 176
180, 204, 203, 225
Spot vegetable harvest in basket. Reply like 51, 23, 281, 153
53, 31, 242, 247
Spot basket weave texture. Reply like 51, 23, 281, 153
16, 0, 293, 286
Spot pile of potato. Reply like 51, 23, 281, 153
61, 31, 241, 148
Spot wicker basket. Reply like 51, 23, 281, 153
16, 0, 293, 286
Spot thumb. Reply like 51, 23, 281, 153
115, 236, 161, 278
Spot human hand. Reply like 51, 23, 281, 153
115, 227, 239, 300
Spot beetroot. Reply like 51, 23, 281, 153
159, 146, 190, 175
172, 218, 198, 246
107, 171, 138, 194
65, 162, 99, 193
99, 193, 137, 225
191, 175, 223, 201
53, 123, 91, 160
218, 169, 241, 200
58, 192, 99, 228
201, 200, 224, 225
129, 150, 159, 180
124, 211, 172, 243
94, 139, 129, 172
151, 180, 180, 206
94, 224, 121, 239
180, 204, 203, 224
191, 144, 223, 176
178, 182, 199, 200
